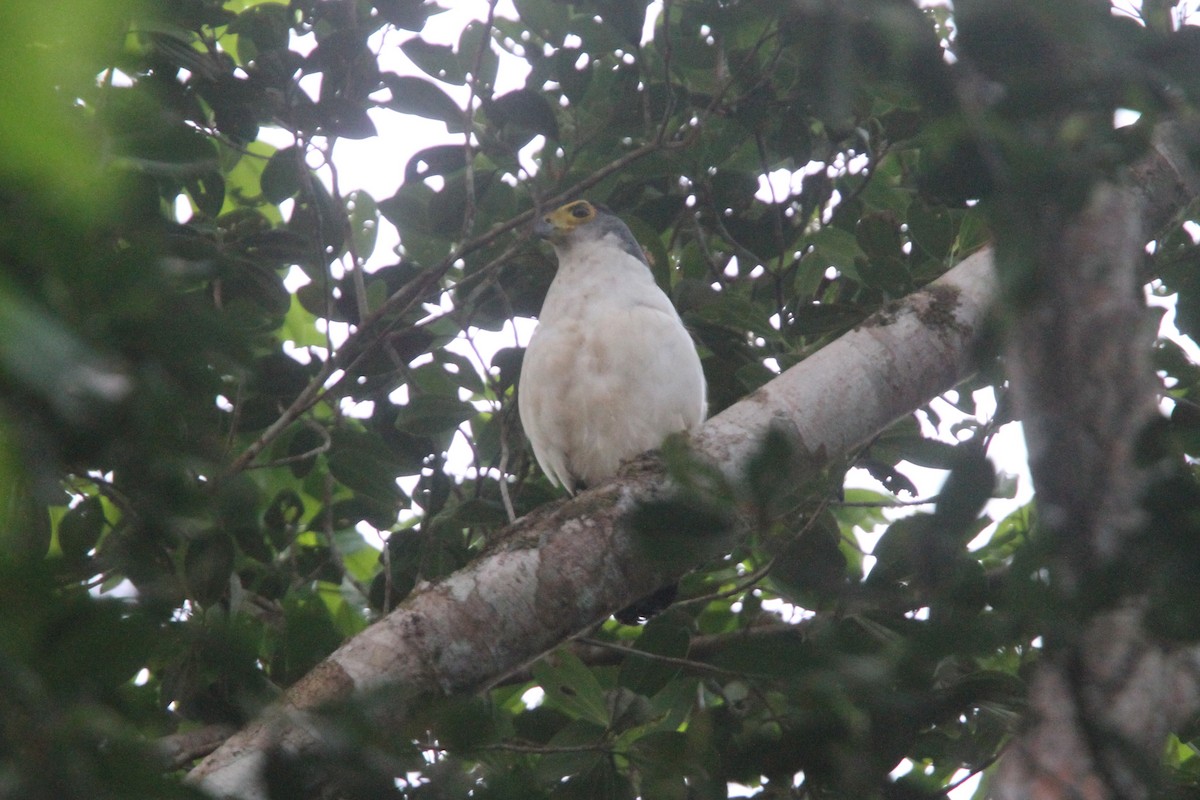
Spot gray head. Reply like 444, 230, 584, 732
533, 200, 647, 265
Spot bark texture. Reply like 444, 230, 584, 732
993, 124, 1200, 799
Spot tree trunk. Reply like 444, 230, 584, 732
993, 125, 1200, 799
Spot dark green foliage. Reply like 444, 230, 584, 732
6, 0, 1200, 798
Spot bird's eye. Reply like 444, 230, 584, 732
570, 203, 591, 219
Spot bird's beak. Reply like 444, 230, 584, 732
533, 217, 556, 239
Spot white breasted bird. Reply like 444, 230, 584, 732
519, 199, 707, 496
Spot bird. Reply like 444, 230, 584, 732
519, 199, 707, 495
518, 200, 707, 623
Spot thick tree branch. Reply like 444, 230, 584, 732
190, 125, 1200, 800
190, 249, 995, 799
158, 724, 239, 771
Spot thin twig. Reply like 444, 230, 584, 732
329, 155, 371, 323
497, 411, 516, 524
575, 636, 749, 678
244, 416, 332, 470
496, 621, 811, 687
944, 751, 1003, 794
460, 0, 499, 241
675, 556, 778, 610
832, 496, 936, 509
415, 738, 614, 755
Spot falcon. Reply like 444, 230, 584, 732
519, 200, 707, 495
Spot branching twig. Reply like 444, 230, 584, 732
243, 415, 332, 470
675, 557, 778, 610
575, 635, 752, 678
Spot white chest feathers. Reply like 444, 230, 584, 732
518, 239, 707, 493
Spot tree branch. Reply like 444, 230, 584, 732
190, 124, 1200, 800
158, 724, 239, 771
190, 242, 996, 798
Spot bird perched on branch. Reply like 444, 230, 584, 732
519, 199, 707, 495
519, 200, 707, 623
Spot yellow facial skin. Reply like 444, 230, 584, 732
535, 200, 597, 238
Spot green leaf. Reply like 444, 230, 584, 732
514, 0, 571, 43
627, 731, 691, 794
284, 423, 325, 477
871, 421, 962, 470
833, 488, 893, 531
855, 212, 910, 294
533, 650, 611, 727
441, 498, 508, 528
490, 347, 525, 394
514, 705, 571, 744
807, 225, 866, 278
394, 394, 475, 436
261, 146, 305, 204
908, 198, 957, 260
380, 179, 434, 237
535, 718, 609, 787
458, 20, 499, 89
404, 144, 468, 182
434, 349, 486, 394
229, 3, 292, 63
769, 511, 848, 606
401, 39, 466, 85
484, 89, 560, 145
185, 171, 226, 217
0, 281, 127, 423
618, 617, 690, 696
333, 528, 381, 584
429, 694, 503, 751
553, 758, 634, 800
264, 489, 305, 549
867, 513, 972, 589
327, 430, 407, 506
57, 496, 106, 561
704, 630, 816, 678
117, 127, 220, 176
276, 587, 344, 684
592, 0, 646, 46
382, 74, 463, 125
377, 0, 444, 31
346, 190, 379, 262
627, 494, 735, 572
218, 259, 291, 323
2, 479, 52, 563
184, 532, 235, 606
934, 447, 996, 534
